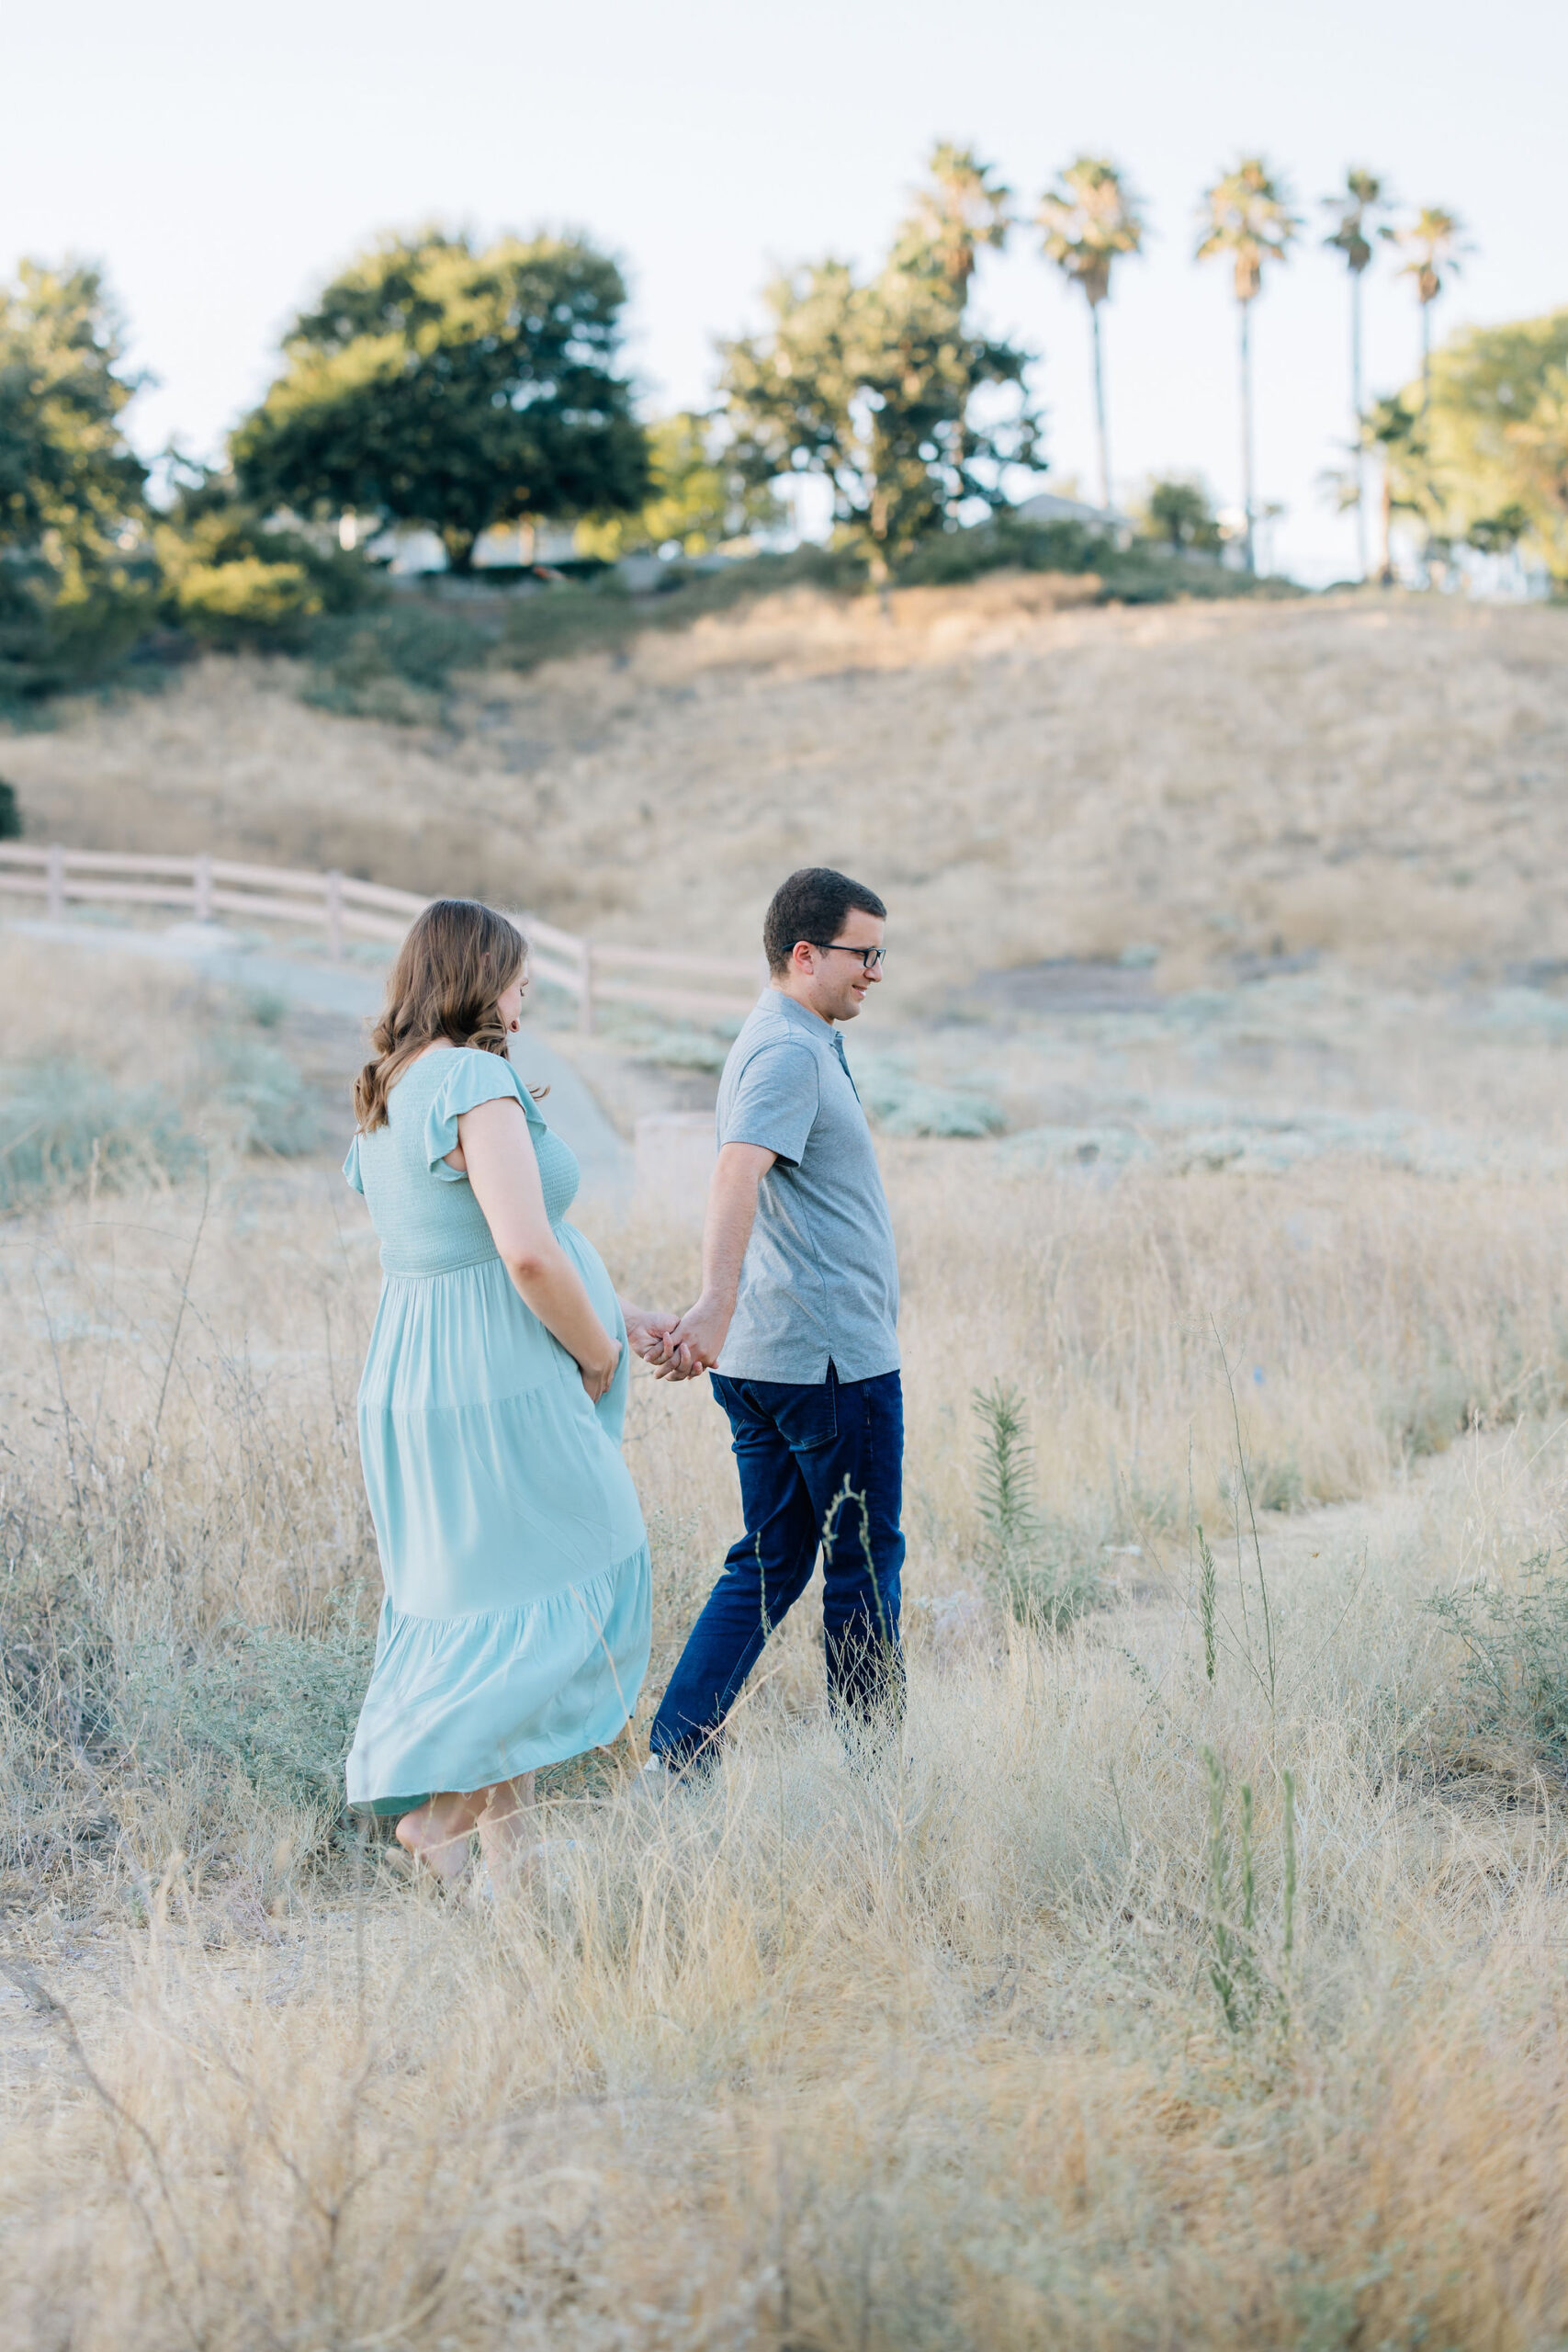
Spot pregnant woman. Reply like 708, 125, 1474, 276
344, 898, 685, 1887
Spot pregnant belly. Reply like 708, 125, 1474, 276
558, 1224, 621, 1334
558, 1224, 633, 1441
360, 1231, 626, 1419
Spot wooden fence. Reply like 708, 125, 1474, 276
0, 843, 761, 1032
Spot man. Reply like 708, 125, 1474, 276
649, 866, 904, 1770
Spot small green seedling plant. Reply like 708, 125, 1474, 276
971, 1382, 1100, 1629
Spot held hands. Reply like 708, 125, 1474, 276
659, 1293, 731, 1375
622, 1306, 704, 1384
616, 1297, 732, 1383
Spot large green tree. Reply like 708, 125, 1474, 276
232, 230, 649, 571
719, 147, 1042, 584
1197, 157, 1300, 573
1385, 311, 1568, 581
1322, 167, 1393, 576
0, 259, 152, 697
1037, 156, 1146, 511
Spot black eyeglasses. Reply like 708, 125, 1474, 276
806, 943, 887, 972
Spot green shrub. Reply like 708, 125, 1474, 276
0, 1556, 373, 1847
122, 1606, 374, 1817
628, 1023, 737, 1072
1385, 1365, 1477, 1460
207, 1037, 322, 1155
854, 1057, 1005, 1139
242, 987, 288, 1029
0, 548, 163, 707
175, 554, 321, 632
495, 546, 860, 676
897, 514, 1111, 587
1428, 1552, 1568, 1762
1136, 475, 1224, 553
301, 600, 494, 718
153, 474, 376, 652
892, 511, 1295, 605
1253, 1454, 1306, 1513
0, 1061, 197, 1210
0, 777, 19, 838
499, 576, 641, 673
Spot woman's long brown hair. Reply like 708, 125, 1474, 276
354, 899, 527, 1133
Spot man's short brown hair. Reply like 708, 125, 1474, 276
763, 867, 887, 976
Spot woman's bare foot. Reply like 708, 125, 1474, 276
474, 1772, 537, 1884
396, 1792, 483, 1884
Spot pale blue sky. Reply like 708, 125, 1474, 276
5, 0, 1563, 581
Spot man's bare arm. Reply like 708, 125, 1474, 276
663, 1142, 776, 1370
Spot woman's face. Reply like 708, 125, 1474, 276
497, 964, 528, 1033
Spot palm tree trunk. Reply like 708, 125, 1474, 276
1090, 300, 1111, 513
1351, 274, 1368, 580
1238, 298, 1256, 574
1420, 301, 1432, 421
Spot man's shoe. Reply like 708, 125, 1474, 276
627, 1753, 712, 1804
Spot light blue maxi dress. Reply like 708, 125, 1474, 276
342, 1046, 650, 1812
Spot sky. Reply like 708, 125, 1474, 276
5, 0, 1564, 583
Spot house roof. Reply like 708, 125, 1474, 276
1014, 491, 1134, 533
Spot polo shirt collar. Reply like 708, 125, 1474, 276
767, 987, 835, 1041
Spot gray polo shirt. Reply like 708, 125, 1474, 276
715, 989, 900, 1385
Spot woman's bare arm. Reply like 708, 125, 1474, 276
456, 1097, 621, 1401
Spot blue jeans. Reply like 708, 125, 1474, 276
650, 1366, 906, 1767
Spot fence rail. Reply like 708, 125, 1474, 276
0, 843, 761, 1033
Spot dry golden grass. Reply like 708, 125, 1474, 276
4, 586, 1565, 994
5, 927, 1568, 2346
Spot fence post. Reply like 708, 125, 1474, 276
579, 944, 595, 1035
45, 842, 64, 922
194, 854, 214, 922
325, 869, 344, 959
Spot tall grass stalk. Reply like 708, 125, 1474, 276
1198, 1521, 1219, 1684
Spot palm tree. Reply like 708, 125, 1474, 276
1322, 167, 1393, 577
900, 142, 1012, 298
1196, 157, 1301, 572
1362, 393, 1421, 585
1394, 206, 1468, 414
1037, 156, 1147, 511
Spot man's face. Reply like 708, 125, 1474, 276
795, 908, 886, 1023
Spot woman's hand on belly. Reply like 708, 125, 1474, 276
580, 1334, 623, 1404
461, 1099, 623, 1396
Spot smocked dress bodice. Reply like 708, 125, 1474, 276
344, 1046, 580, 1274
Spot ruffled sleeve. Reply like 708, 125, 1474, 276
343, 1135, 365, 1194
423, 1048, 533, 1180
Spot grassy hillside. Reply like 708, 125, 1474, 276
6, 924, 1568, 2342
6, 660, 1568, 2341
3, 579, 1564, 993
